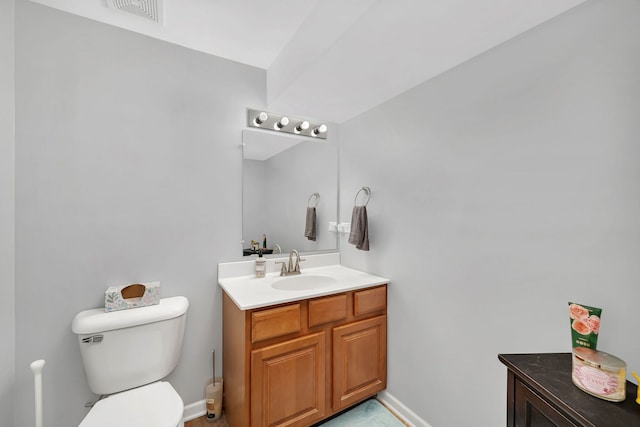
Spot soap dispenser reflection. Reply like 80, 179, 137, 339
255, 250, 266, 278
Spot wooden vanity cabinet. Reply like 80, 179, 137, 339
223, 285, 387, 427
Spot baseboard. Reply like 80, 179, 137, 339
377, 390, 433, 427
184, 392, 431, 426
183, 399, 206, 422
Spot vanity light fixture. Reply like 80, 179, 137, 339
253, 111, 268, 126
294, 121, 310, 134
247, 108, 328, 140
274, 117, 289, 130
312, 124, 328, 137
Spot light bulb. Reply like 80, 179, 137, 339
312, 124, 328, 136
294, 121, 310, 133
253, 112, 268, 126
274, 117, 289, 130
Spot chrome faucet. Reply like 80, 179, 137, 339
276, 250, 305, 276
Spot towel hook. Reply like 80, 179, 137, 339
308, 192, 320, 208
354, 186, 371, 206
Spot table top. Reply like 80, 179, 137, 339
499, 353, 640, 427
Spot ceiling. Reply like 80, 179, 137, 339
29, 0, 587, 123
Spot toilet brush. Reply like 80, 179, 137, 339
206, 350, 223, 421
30, 359, 45, 427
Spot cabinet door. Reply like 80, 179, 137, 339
332, 315, 387, 410
251, 332, 325, 427
514, 380, 578, 427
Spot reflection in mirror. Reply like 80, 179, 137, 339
242, 129, 338, 257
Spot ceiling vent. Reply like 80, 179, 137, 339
106, 0, 163, 24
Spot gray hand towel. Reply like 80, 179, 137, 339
348, 205, 369, 251
305, 207, 316, 241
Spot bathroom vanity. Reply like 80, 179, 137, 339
219, 254, 388, 427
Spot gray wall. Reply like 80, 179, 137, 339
0, 0, 15, 426
14, 2, 263, 426
339, 0, 640, 426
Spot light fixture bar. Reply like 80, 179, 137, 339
247, 109, 328, 140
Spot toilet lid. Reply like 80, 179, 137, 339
79, 381, 183, 427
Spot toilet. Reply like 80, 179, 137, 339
71, 296, 189, 427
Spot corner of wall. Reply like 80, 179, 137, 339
0, 0, 16, 425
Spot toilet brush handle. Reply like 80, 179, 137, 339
30, 359, 46, 427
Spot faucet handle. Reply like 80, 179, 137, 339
294, 257, 306, 273
275, 261, 287, 276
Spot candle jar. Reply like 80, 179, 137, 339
572, 347, 626, 402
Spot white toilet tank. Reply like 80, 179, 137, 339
72, 296, 189, 395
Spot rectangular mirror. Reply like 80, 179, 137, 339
242, 129, 338, 257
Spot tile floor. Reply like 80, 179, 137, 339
184, 399, 407, 427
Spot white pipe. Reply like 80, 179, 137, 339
30, 359, 45, 427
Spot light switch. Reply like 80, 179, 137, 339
338, 222, 351, 234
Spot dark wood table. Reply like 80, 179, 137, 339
498, 353, 640, 426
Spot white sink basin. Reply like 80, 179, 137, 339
271, 274, 337, 291
219, 255, 389, 310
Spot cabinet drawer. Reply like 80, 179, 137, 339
309, 294, 347, 327
251, 304, 301, 343
353, 286, 386, 317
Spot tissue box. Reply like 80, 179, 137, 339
105, 281, 160, 312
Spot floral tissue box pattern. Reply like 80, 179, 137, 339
105, 281, 160, 312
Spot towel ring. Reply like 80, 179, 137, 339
308, 192, 320, 208
354, 186, 371, 206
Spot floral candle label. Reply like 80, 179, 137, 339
572, 356, 626, 402
568, 302, 602, 349
573, 365, 622, 397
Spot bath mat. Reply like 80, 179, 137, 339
317, 399, 405, 427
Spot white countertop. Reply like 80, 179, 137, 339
218, 253, 389, 310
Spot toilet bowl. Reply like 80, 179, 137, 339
79, 382, 184, 427
72, 297, 189, 427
